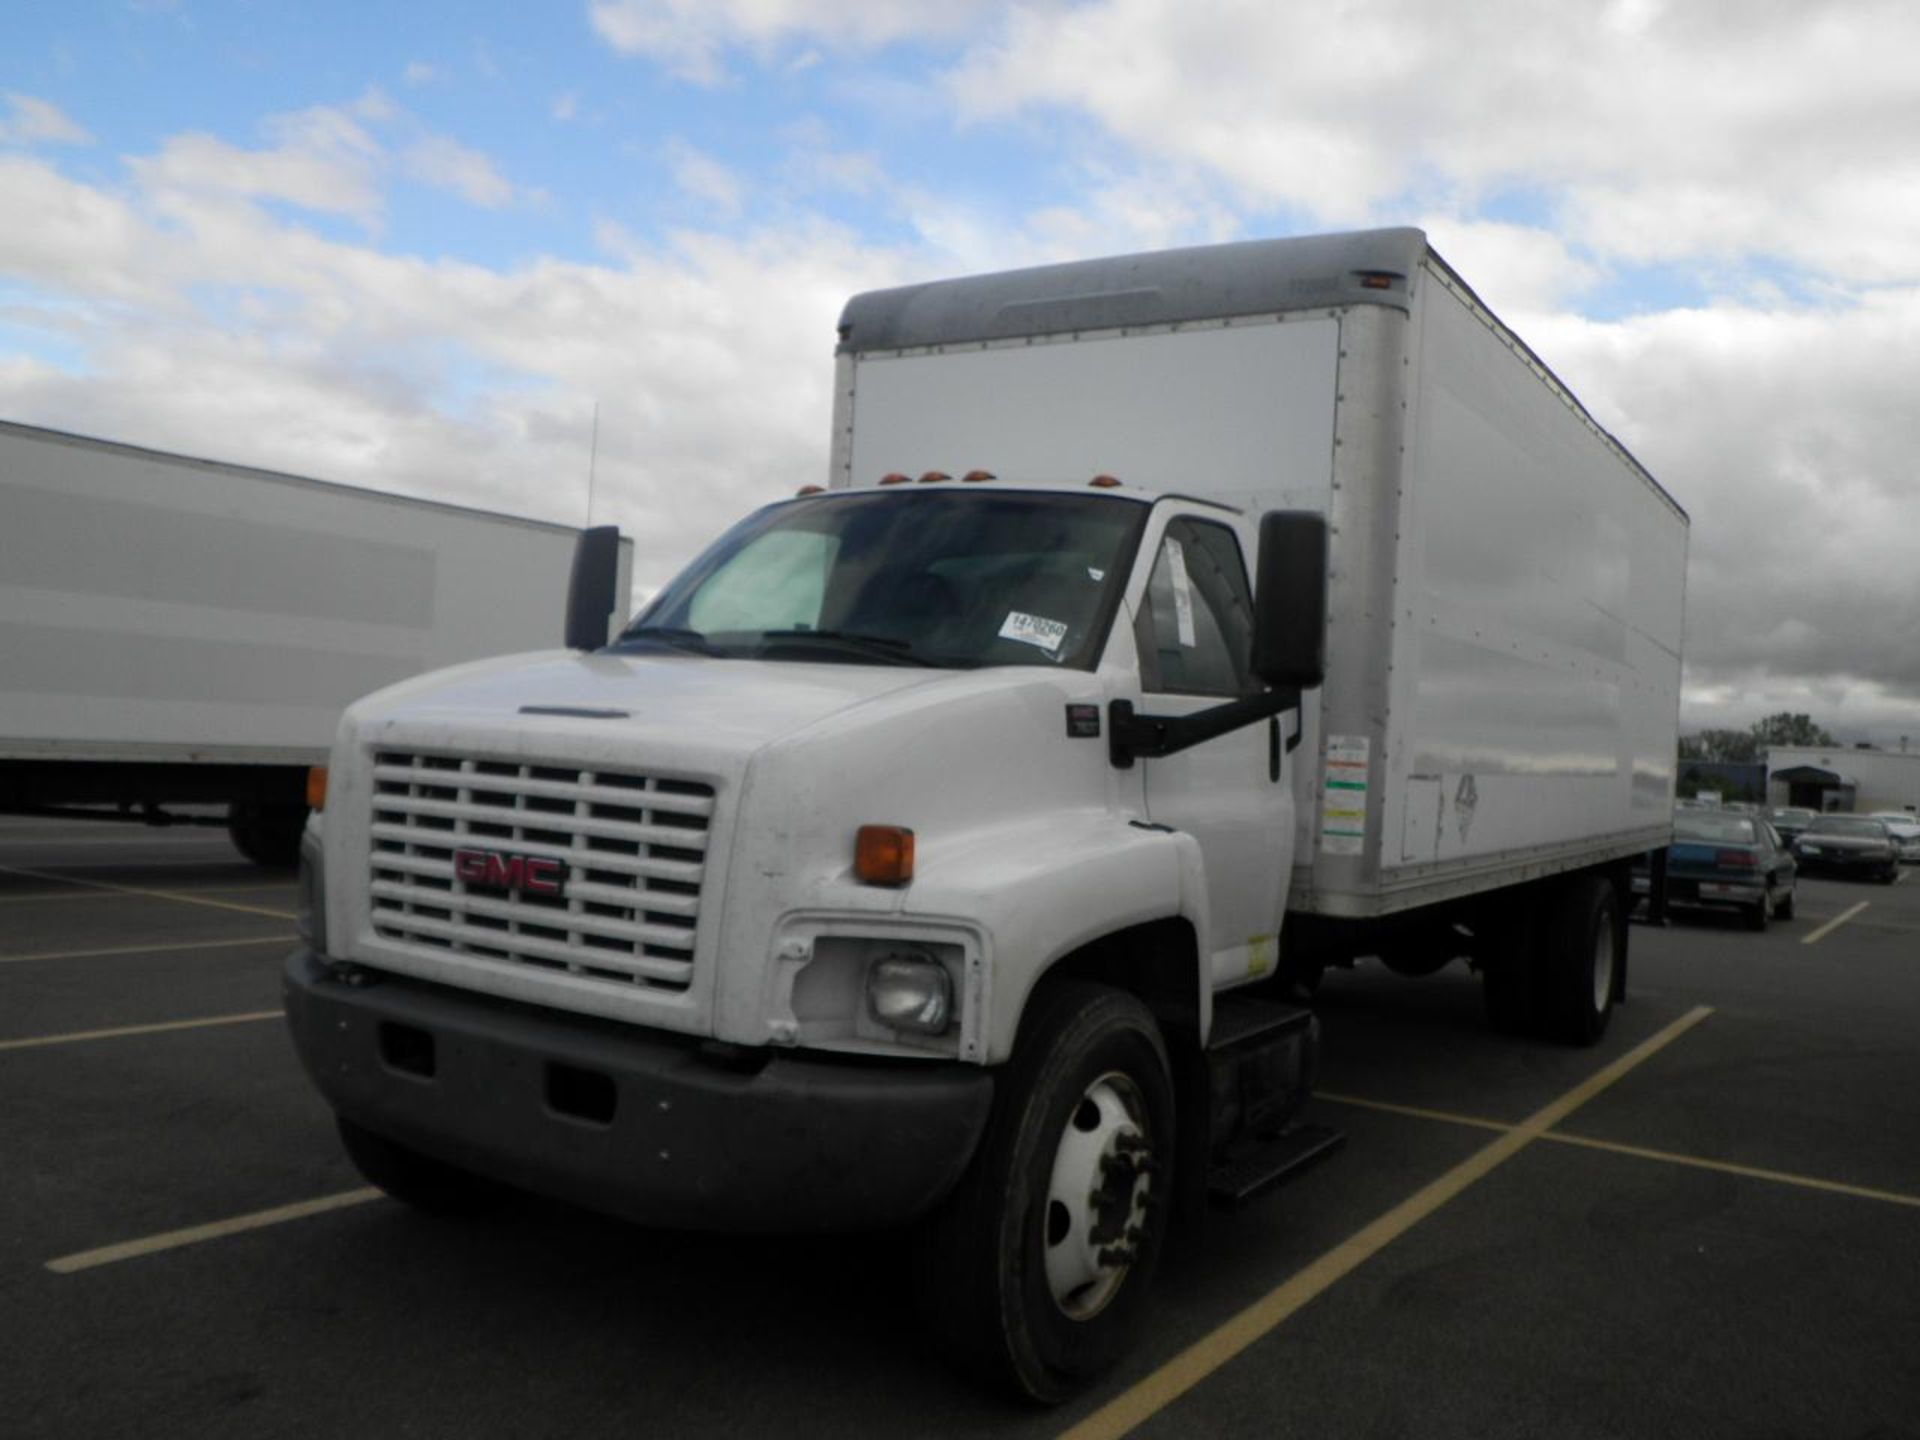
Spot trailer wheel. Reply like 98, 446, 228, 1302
1542, 874, 1623, 1046
227, 802, 307, 868
912, 981, 1174, 1403
337, 1117, 498, 1214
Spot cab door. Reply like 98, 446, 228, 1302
1128, 511, 1293, 988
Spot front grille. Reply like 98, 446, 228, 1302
366, 750, 715, 993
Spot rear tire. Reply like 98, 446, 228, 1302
1542, 874, 1622, 1046
912, 981, 1174, 1403
1746, 892, 1770, 931
1776, 887, 1795, 921
227, 802, 307, 868
337, 1117, 498, 1215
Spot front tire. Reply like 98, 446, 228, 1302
913, 981, 1174, 1403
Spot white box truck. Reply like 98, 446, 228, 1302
284, 228, 1687, 1399
0, 420, 632, 864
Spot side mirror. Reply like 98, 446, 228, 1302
565, 525, 622, 651
1251, 510, 1328, 690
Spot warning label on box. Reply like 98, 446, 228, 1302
1321, 734, 1370, 856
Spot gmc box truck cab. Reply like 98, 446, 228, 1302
285, 228, 1687, 1400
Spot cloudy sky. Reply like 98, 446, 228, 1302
4, 0, 1918, 745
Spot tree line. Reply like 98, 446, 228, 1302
1678, 712, 1835, 764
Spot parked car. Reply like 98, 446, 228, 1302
1866, 811, 1920, 863
1637, 811, 1797, 930
1766, 807, 1818, 845
1791, 815, 1902, 883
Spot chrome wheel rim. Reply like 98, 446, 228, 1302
1043, 1071, 1153, 1320
1591, 909, 1617, 1013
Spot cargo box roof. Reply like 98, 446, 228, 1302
837, 227, 1428, 354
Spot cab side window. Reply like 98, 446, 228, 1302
1135, 518, 1255, 697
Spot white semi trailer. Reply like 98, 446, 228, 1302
0, 420, 631, 864
285, 229, 1687, 1399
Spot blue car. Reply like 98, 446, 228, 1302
1639, 811, 1797, 930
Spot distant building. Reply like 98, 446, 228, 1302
1767, 746, 1920, 814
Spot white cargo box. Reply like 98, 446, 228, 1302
0, 420, 632, 768
831, 228, 1687, 918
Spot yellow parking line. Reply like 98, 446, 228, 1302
0, 882, 295, 906
0, 864, 295, 921
0, 934, 295, 966
1314, 1091, 1510, 1132
1322, 1092, 1920, 1212
0, 1010, 282, 1053
47, 1189, 383, 1274
1540, 1132, 1920, 1210
1802, 900, 1871, 945
1059, 1006, 1714, 1440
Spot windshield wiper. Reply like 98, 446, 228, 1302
621, 626, 721, 656
756, 629, 934, 667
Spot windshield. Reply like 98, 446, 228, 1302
1675, 814, 1757, 843
620, 489, 1148, 669
1806, 817, 1886, 838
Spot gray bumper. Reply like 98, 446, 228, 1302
283, 948, 994, 1233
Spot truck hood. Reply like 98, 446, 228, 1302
341, 647, 948, 759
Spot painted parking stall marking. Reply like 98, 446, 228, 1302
1059, 1006, 1714, 1440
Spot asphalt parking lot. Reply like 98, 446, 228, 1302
5, 815, 1918, 1439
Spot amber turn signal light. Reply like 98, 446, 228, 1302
855, 824, 915, 886
306, 766, 329, 810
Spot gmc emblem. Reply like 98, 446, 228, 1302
453, 847, 567, 897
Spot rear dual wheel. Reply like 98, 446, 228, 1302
1482, 873, 1623, 1046
913, 981, 1174, 1403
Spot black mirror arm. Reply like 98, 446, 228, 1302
1109, 688, 1303, 769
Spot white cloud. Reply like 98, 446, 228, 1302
403, 61, 438, 87
587, 0, 1002, 83
945, 0, 1920, 281
131, 104, 385, 224
0, 93, 93, 146
404, 135, 515, 208
666, 140, 744, 219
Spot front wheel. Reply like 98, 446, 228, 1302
913, 981, 1174, 1403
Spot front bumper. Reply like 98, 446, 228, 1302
1793, 847, 1896, 875
283, 947, 994, 1233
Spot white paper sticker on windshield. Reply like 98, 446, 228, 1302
1165, 538, 1197, 648
999, 611, 1068, 654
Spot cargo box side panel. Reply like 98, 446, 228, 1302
841, 317, 1340, 509
0, 425, 609, 762
1373, 263, 1684, 897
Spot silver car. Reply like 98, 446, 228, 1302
1867, 811, 1920, 862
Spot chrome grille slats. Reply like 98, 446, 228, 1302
366, 749, 714, 994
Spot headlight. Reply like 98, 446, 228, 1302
296, 823, 328, 954
866, 952, 954, 1034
